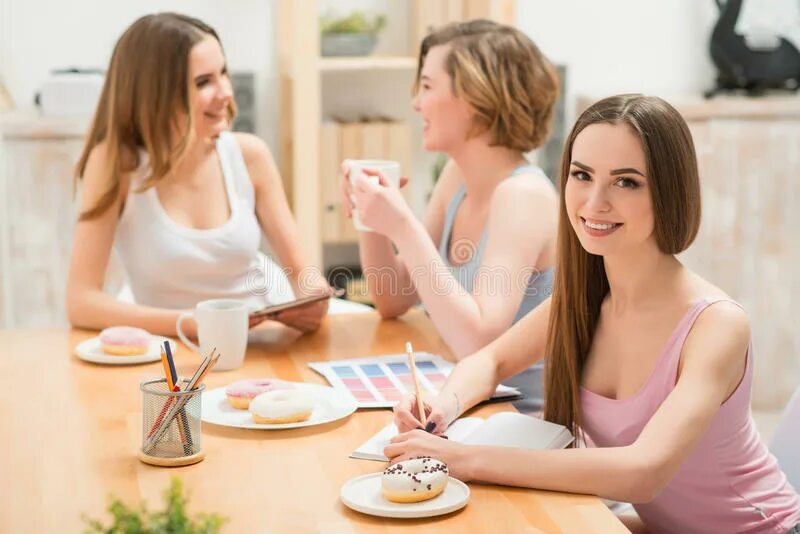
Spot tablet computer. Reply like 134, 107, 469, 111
249, 288, 345, 318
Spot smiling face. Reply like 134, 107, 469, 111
564, 122, 655, 257
187, 36, 233, 140
412, 44, 475, 152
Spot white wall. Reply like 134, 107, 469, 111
2, 0, 725, 164
0, 0, 279, 150
517, 0, 720, 121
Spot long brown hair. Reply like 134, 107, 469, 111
75, 12, 236, 219
543, 95, 702, 440
414, 19, 558, 151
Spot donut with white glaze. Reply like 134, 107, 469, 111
249, 389, 314, 424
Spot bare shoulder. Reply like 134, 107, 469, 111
233, 132, 273, 166
82, 141, 111, 183
80, 140, 132, 206
692, 298, 750, 343
683, 294, 751, 379
490, 172, 558, 224
232, 132, 281, 190
494, 170, 557, 203
686, 270, 749, 338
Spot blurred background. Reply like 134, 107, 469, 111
1, 0, 798, 426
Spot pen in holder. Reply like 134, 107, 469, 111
139, 378, 205, 467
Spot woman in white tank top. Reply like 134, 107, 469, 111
66, 13, 330, 337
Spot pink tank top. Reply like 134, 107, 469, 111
580, 298, 800, 533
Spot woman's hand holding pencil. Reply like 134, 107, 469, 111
394, 342, 459, 435
393, 392, 459, 435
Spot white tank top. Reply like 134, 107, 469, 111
114, 131, 287, 310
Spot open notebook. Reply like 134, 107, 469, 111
351, 411, 574, 462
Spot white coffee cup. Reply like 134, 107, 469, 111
176, 299, 248, 371
347, 159, 401, 232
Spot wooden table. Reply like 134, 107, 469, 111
0, 311, 627, 533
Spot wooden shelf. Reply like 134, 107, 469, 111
0, 111, 89, 139
278, 0, 517, 267
319, 56, 417, 72
578, 94, 800, 121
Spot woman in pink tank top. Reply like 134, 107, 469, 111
386, 94, 800, 533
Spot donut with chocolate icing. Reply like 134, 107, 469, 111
381, 457, 449, 503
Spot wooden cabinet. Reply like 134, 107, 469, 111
0, 113, 87, 327
277, 0, 516, 267
677, 96, 800, 410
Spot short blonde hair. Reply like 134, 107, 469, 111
414, 19, 559, 152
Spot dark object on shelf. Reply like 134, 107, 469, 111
326, 264, 373, 306
326, 264, 361, 295
231, 72, 256, 134
706, 0, 800, 98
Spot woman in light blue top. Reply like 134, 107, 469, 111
438, 164, 554, 412
341, 20, 559, 412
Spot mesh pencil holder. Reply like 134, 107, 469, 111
139, 378, 206, 467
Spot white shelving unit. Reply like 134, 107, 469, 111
277, 0, 516, 267
318, 56, 418, 72
0, 112, 88, 327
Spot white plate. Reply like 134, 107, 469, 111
201, 383, 357, 430
340, 473, 469, 518
74, 336, 177, 365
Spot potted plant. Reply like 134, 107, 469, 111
320, 12, 387, 57
83, 477, 227, 533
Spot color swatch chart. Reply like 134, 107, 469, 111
308, 353, 519, 409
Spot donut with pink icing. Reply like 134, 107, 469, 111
225, 378, 294, 409
99, 326, 151, 356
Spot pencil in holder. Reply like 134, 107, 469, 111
139, 378, 205, 467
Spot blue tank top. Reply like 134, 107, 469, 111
437, 164, 554, 324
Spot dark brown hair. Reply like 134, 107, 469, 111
414, 19, 559, 152
75, 12, 236, 219
543, 94, 702, 439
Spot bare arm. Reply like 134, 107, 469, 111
66, 144, 190, 336
390, 173, 557, 358
394, 298, 551, 433
350, 160, 453, 319
239, 133, 330, 332
391, 301, 752, 504
239, 134, 327, 293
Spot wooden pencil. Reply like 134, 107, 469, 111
406, 341, 427, 427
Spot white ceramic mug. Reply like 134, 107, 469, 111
347, 159, 401, 232
176, 299, 248, 371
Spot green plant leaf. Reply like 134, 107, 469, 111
320, 11, 387, 34
83, 477, 227, 534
